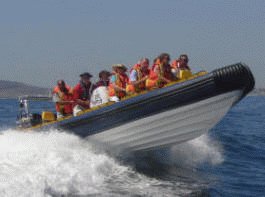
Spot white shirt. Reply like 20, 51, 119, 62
129, 69, 138, 82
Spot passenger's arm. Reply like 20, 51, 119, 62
160, 77, 171, 83
73, 87, 90, 108
130, 76, 148, 85
75, 99, 90, 108
111, 75, 127, 92
57, 100, 74, 105
113, 84, 126, 92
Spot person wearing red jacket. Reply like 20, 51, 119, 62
72, 72, 96, 116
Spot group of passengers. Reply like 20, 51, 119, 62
52, 53, 191, 118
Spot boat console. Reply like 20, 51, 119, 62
16, 96, 53, 128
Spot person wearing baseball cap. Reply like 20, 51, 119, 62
72, 72, 96, 116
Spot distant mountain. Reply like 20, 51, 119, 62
0, 80, 262, 98
0, 80, 50, 98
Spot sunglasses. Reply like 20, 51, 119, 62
180, 58, 188, 63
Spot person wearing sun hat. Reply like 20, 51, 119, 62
108, 64, 129, 99
72, 72, 96, 116
112, 64, 128, 72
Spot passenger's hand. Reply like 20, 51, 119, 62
142, 76, 148, 81
166, 79, 171, 83
126, 91, 134, 95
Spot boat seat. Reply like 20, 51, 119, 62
42, 111, 56, 122
179, 70, 193, 80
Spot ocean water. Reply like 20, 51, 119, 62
0, 96, 264, 197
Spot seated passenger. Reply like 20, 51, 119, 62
127, 58, 150, 93
90, 70, 112, 108
52, 80, 74, 118
96, 70, 112, 87
171, 54, 191, 77
146, 53, 175, 89
73, 72, 96, 116
109, 64, 129, 100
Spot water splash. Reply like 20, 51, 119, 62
0, 129, 197, 197
169, 134, 224, 167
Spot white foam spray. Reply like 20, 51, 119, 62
169, 134, 224, 167
0, 129, 196, 197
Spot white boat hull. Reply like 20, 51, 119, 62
90, 90, 242, 151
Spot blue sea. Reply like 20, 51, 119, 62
0, 96, 264, 197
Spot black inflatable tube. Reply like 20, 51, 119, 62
36, 62, 255, 137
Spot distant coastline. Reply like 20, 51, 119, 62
250, 88, 265, 96
0, 80, 50, 98
0, 80, 264, 98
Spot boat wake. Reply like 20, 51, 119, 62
0, 129, 223, 196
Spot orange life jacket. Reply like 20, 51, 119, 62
150, 64, 173, 88
53, 85, 73, 115
109, 73, 129, 98
146, 69, 159, 89
146, 63, 174, 89
127, 64, 149, 93
151, 59, 161, 71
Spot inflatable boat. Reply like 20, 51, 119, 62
17, 63, 255, 151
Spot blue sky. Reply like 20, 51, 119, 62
0, 0, 264, 88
